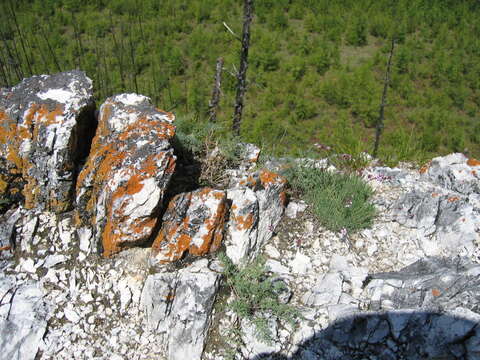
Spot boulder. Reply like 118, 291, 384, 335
225, 170, 287, 264
0, 71, 95, 212
141, 258, 221, 360
76, 94, 176, 257
151, 188, 227, 263
421, 153, 480, 195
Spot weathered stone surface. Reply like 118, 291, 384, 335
224, 170, 287, 264
422, 152, 480, 195
0, 208, 22, 262
0, 71, 95, 212
0, 275, 49, 360
253, 170, 287, 252
365, 256, 480, 311
394, 189, 479, 256
141, 259, 221, 360
225, 187, 259, 265
151, 188, 227, 263
76, 93, 176, 257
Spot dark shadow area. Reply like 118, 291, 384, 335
252, 310, 480, 360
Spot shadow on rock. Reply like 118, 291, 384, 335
252, 310, 480, 359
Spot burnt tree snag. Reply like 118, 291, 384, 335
232, 0, 253, 137
373, 38, 395, 158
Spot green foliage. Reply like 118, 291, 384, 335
285, 165, 376, 233
219, 253, 300, 345
0, 0, 478, 163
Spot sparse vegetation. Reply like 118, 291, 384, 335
218, 252, 300, 348
285, 164, 376, 234
174, 115, 240, 187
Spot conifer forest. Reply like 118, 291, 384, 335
1, 0, 479, 163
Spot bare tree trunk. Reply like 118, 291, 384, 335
208, 57, 224, 123
373, 38, 395, 158
232, 0, 253, 137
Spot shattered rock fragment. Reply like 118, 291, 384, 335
151, 188, 227, 263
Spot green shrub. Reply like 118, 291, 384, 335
285, 165, 376, 233
219, 253, 300, 345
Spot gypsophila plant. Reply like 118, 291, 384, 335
219, 252, 300, 345
285, 165, 376, 233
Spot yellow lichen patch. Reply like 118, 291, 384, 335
0, 176, 7, 194
6, 146, 23, 170
23, 173, 39, 209
467, 158, 480, 167
198, 187, 213, 198
49, 198, 70, 213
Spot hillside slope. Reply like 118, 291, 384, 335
0, 0, 479, 162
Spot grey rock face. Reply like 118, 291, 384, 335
0, 70, 95, 212
224, 170, 287, 265
141, 259, 221, 360
225, 187, 259, 265
283, 258, 480, 359
0, 275, 49, 360
366, 256, 480, 311
423, 153, 480, 195
394, 189, 479, 256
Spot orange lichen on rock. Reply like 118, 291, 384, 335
235, 213, 254, 231
152, 189, 227, 263
467, 158, 480, 167
431, 192, 440, 198
419, 162, 431, 174
431, 288, 441, 297
259, 169, 287, 187
76, 95, 177, 258
447, 196, 459, 203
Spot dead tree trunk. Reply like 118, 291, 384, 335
373, 38, 395, 158
208, 57, 224, 122
232, 0, 253, 137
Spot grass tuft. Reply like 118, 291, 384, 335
285, 165, 376, 233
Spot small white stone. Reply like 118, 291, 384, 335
21, 258, 36, 273
264, 244, 281, 259
289, 252, 312, 275
64, 308, 81, 323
